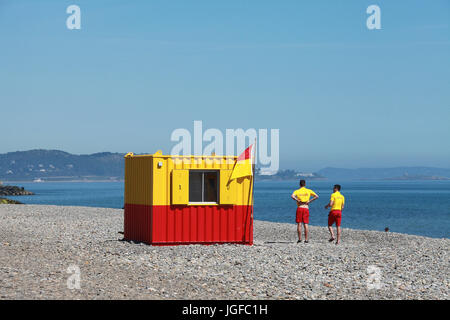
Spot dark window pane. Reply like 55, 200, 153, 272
204, 172, 218, 202
189, 172, 202, 202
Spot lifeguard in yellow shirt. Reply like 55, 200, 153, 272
291, 180, 319, 243
325, 184, 345, 245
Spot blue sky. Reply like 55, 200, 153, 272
1, 0, 449, 171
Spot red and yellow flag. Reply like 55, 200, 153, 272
230, 144, 254, 181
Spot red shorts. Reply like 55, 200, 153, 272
328, 210, 342, 227
296, 208, 309, 224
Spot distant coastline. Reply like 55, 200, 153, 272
4, 178, 448, 184
3, 178, 125, 185
384, 175, 450, 181
2, 176, 449, 183
1, 179, 124, 183
1, 149, 449, 182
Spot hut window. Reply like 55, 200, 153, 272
189, 171, 218, 203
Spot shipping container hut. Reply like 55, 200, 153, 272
123, 151, 253, 245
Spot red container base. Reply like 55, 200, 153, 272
124, 203, 253, 245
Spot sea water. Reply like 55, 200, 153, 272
6, 180, 450, 238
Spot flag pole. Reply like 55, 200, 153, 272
251, 138, 256, 213
250, 138, 256, 244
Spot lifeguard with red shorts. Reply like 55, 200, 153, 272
325, 185, 345, 245
291, 180, 319, 243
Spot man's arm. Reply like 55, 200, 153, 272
307, 194, 319, 204
292, 192, 307, 205
291, 191, 301, 205
325, 200, 334, 209
291, 192, 301, 204
325, 194, 334, 209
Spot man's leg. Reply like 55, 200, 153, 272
336, 226, 341, 244
304, 224, 309, 242
328, 225, 335, 241
335, 212, 342, 244
297, 223, 302, 241
327, 212, 335, 241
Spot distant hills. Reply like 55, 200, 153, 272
0, 150, 448, 181
256, 169, 326, 181
316, 167, 450, 181
0, 150, 124, 181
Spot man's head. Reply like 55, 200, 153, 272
299, 179, 306, 187
333, 184, 341, 192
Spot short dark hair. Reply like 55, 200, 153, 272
300, 179, 306, 187
334, 184, 341, 191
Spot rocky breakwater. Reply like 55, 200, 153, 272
0, 198, 23, 204
0, 185, 34, 196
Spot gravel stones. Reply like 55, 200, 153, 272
0, 204, 448, 299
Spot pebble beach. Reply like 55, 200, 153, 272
0, 204, 448, 300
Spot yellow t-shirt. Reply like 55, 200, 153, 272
293, 187, 318, 206
330, 191, 345, 211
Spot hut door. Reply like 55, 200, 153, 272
172, 169, 189, 205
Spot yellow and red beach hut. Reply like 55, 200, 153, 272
123, 148, 254, 245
